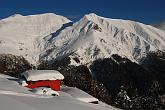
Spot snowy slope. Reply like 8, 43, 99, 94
42, 13, 165, 65
0, 74, 119, 110
0, 13, 165, 65
0, 13, 70, 65
153, 21, 165, 31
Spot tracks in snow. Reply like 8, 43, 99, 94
0, 90, 53, 98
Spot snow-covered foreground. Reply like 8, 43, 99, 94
0, 74, 120, 110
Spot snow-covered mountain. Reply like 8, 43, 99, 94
42, 13, 165, 65
0, 13, 70, 65
0, 13, 165, 65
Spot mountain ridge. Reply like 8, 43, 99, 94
42, 13, 165, 65
0, 13, 71, 65
0, 13, 165, 66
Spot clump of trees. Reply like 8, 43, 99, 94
90, 54, 165, 110
0, 54, 31, 77
142, 50, 165, 93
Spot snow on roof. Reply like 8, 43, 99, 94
22, 70, 64, 81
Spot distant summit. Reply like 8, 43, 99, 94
10, 14, 23, 18
0, 13, 70, 65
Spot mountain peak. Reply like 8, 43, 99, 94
43, 13, 165, 65
83, 13, 99, 21
9, 14, 23, 18
85, 13, 97, 17
27, 13, 59, 17
3, 13, 71, 23
0, 13, 71, 65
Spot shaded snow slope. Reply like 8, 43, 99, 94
0, 74, 119, 110
61, 86, 99, 103
0, 13, 71, 65
153, 21, 165, 31
42, 13, 165, 65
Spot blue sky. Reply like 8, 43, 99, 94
0, 0, 165, 24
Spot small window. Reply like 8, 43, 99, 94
31, 82, 36, 84
60, 81, 64, 85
